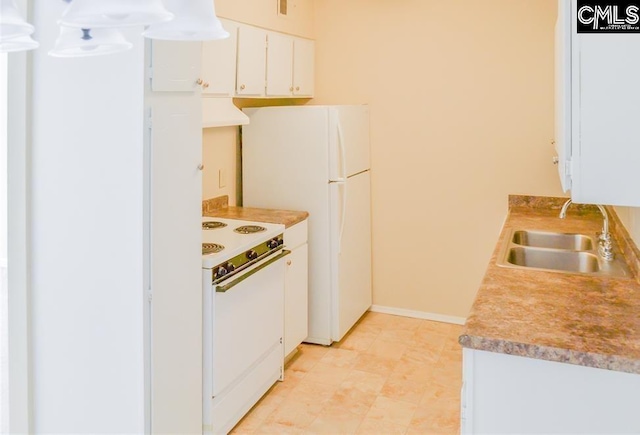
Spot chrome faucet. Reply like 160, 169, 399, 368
559, 199, 614, 261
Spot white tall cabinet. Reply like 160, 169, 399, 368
146, 41, 203, 434
554, 0, 640, 206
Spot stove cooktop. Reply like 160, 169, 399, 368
201, 217, 284, 269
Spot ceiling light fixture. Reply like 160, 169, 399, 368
143, 0, 229, 41
59, 0, 173, 29
49, 26, 132, 58
0, 0, 39, 52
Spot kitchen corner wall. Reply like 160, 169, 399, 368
202, 127, 239, 204
616, 207, 640, 245
313, 0, 564, 318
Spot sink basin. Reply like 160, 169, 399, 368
512, 230, 593, 251
506, 247, 600, 273
496, 228, 629, 277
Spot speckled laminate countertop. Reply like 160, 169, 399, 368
459, 196, 640, 374
202, 195, 308, 228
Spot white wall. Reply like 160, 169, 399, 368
28, 2, 145, 432
0, 52, 8, 435
615, 207, 640, 245
202, 126, 238, 204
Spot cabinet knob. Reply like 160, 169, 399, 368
197, 164, 204, 171
203, 82, 210, 89
551, 140, 556, 145
286, 260, 292, 266
289, 86, 294, 92
295, 86, 300, 91
196, 78, 204, 86
552, 156, 559, 165
240, 84, 246, 90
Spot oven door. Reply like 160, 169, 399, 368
208, 249, 288, 398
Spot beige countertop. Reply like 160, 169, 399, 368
459, 196, 640, 374
202, 195, 308, 229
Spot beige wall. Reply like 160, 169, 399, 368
616, 207, 640, 244
202, 127, 240, 204
216, 0, 315, 38
313, 0, 564, 318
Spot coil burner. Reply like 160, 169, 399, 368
202, 221, 228, 230
202, 243, 225, 255
234, 225, 267, 234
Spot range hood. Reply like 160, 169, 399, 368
202, 97, 249, 128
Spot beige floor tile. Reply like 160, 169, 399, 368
378, 327, 418, 343
328, 369, 388, 415
390, 358, 434, 383
255, 420, 308, 434
289, 379, 340, 405
319, 347, 360, 368
334, 329, 379, 352
307, 404, 366, 434
364, 337, 408, 361
380, 376, 430, 405
356, 416, 408, 434
303, 362, 353, 386
353, 353, 399, 376
262, 399, 323, 430
409, 400, 460, 434
364, 396, 418, 427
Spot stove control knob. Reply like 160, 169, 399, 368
246, 250, 258, 260
267, 238, 279, 249
277, 237, 284, 246
215, 265, 228, 278
225, 262, 235, 272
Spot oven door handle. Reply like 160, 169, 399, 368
215, 250, 291, 293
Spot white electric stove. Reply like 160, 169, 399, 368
201, 216, 287, 434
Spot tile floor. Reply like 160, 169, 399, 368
231, 312, 463, 434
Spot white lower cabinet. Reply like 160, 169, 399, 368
461, 348, 640, 434
284, 220, 309, 357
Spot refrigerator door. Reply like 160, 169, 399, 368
329, 106, 370, 180
329, 170, 372, 342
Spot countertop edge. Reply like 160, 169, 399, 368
459, 334, 640, 374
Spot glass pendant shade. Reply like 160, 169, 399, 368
0, 34, 38, 52
49, 26, 132, 58
143, 0, 229, 41
0, 0, 35, 40
59, 0, 173, 29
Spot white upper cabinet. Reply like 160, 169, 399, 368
150, 40, 202, 93
236, 24, 267, 97
555, 0, 640, 206
266, 32, 294, 97
266, 33, 315, 97
293, 38, 315, 97
201, 19, 238, 97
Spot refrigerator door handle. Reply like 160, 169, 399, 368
338, 180, 347, 254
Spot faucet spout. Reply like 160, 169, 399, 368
559, 199, 572, 219
558, 199, 613, 261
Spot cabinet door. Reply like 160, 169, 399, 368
293, 38, 314, 97
236, 24, 267, 97
284, 243, 309, 356
201, 19, 238, 97
148, 94, 203, 433
150, 40, 202, 92
266, 32, 294, 97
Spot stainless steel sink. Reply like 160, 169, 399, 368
497, 228, 629, 277
506, 247, 600, 273
512, 230, 593, 251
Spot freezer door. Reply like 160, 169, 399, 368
329, 106, 371, 180
329, 171, 372, 342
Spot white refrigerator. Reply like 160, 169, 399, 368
242, 105, 372, 345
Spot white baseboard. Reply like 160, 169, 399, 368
369, 305, 466, 325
